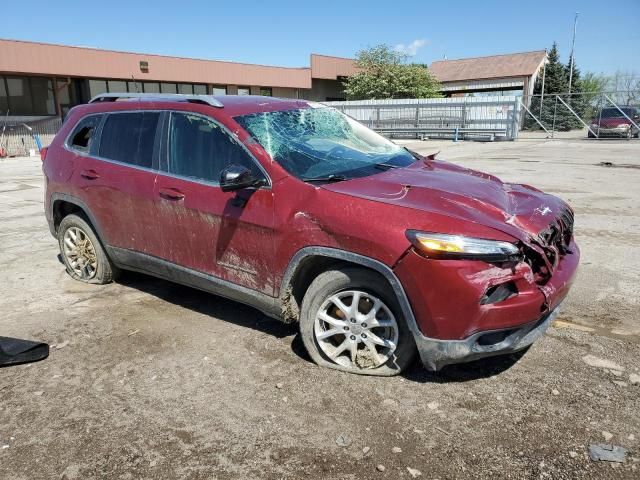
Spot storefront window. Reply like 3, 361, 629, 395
178, 84, 193, 94
6, 77, 32, 114
193, 84, 207, 95
0, 76, 55, 115
127, 81, 143, 93
161, 83, 178, 94
143, 82, 160, 93
108, 80, 127, 93
211, 86, 227, 95
30, 77, 56, 115
238, 87, 251, 96
0, 78, 8, 112
259, 87, 272, 96
89, 79, 108, 97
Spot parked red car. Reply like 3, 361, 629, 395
589, 106, 640, 138
43, 93, 579, 375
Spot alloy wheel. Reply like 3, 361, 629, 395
62, 226, 98, 280
314, 290, 399, 370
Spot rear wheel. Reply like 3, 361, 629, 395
58, 213, 118, 284
299, 268, 416, 376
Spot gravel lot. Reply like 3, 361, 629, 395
1, 137, 639, 479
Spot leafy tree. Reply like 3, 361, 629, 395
607, 70, 640, 105
344, 45, 441, 100
582, 72, 608, 99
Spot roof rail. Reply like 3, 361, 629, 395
89, 92, 224, 108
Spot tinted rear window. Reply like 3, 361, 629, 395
99, 112, 160, 168
599, 107, 636, 118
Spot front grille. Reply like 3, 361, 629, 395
538, 209, 574, 267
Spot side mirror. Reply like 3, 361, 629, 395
220, 164, 262, 192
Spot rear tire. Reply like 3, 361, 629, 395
57, 213, 119, 284
299, 267, 416, 376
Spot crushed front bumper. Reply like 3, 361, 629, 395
413, 306, 560, 370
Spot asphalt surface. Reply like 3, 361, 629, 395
1, 137, 639, 479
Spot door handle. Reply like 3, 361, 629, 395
159, 187, 185, 201
80, 169, 100, 180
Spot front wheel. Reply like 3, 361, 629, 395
299, 268, 416, 376
58, 213, 119, 284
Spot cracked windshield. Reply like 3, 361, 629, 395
235, 106, 415, 181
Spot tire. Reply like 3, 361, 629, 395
57, 213, 119, 284
299, 267, 417, 376
587, 131, 595, 138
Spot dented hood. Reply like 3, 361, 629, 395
321, 159, 568, 242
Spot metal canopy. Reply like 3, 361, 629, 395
88, 92, 224, 108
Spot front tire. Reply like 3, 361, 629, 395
299, 268, 416, 376
58, 213, 118, 284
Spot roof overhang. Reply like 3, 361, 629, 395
0, 39, 312, 89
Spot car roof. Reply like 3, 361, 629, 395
81, 93, 313, 118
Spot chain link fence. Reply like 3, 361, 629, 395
0, 116, 62, 157
520, 91, 640, 140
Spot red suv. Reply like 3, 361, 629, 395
589, 106, 640, 138
43, 93, 579, 376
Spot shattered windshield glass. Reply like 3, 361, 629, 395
235, 106, 415, 181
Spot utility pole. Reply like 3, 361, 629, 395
568, 12, 579, 93
539, 48, 547, 117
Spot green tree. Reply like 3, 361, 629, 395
582, 72, 608, 99
343, 45, 441, 100
565, 61, 589, 128
526, 42, 582, 131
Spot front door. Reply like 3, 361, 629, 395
154, 111, 276, 295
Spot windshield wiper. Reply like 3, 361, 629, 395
404, 147, 424, 161
374, 163, 400, 170
301, 174, 348, 183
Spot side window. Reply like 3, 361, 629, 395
99, 112, 160, 168
167, 112, 262, 184
68, 115, 101, 153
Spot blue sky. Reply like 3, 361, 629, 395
2, 0, 638, 75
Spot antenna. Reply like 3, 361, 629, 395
131, 75, 140, 93
568, 12, 579, 93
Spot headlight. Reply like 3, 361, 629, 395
406, 231, 521, 262
617, 124, 630, 129
590, 124, 599, 129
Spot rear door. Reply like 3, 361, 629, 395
72, 110, 163, 256
154, 111, 276, 295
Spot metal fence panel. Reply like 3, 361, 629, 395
325, 96, 521, 141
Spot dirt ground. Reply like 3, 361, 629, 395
1, 137, 639, 479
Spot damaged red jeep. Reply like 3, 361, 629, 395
43, 93, 579, 375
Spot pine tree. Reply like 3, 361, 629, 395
565, 61, 590, 129
526, 43, 573, 131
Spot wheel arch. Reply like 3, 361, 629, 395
279, 247, 420, 336
50, 193, 107, 244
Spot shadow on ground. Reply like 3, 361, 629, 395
403, 348, 528, 384
116, 270, 526, 381
116, 271, 298, 339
